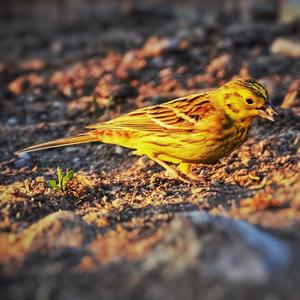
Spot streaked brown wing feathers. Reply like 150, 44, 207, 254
87, 94, 214, 132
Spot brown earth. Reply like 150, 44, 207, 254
0, 1, 300, 300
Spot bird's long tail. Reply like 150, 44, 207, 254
15, 132, 99, 155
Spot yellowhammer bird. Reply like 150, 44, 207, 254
16, 78, 277, 182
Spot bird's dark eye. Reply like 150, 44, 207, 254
246, 98, 254, 104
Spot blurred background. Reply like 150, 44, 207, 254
1, 0, 300, 62
1, 0, 300, 23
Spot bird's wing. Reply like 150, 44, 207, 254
87, 94, 215, 133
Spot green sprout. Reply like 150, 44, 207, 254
48, 167, 74, 191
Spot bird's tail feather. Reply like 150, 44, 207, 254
15, 132, 98, 155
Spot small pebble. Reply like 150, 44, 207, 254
73, 157, 80, 164
17, 152, 30, 160
7, 117, 18, 125
114, 146, 123, 155
65, 146, 79, 153
27, 95, 35, 102
14, 153, 31, 168
53, 101, 63, 108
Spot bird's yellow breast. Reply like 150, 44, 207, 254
127, 112, 252, 165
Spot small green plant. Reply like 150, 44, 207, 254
48, 167, 74, 191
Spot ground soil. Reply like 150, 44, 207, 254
0, 2, 300, 300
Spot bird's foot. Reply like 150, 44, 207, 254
164, 169, 192, 184
178, 163, 204, 181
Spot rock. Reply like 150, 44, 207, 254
143, 216, 201, 275
281, 80, 299, 109
7, 117, 18, 126
142, 37, 173, 57
271, 38, 300, 58
144, 211, 292, 284
19, 211, 95, 254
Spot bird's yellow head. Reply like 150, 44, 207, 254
214, 78, 277, 122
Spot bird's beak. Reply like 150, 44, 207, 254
257, 104, 278, 122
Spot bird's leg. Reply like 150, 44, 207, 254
149, 155, 191, 183
178, 163, 202, 181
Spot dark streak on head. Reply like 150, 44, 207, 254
238, 79, 269, 101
